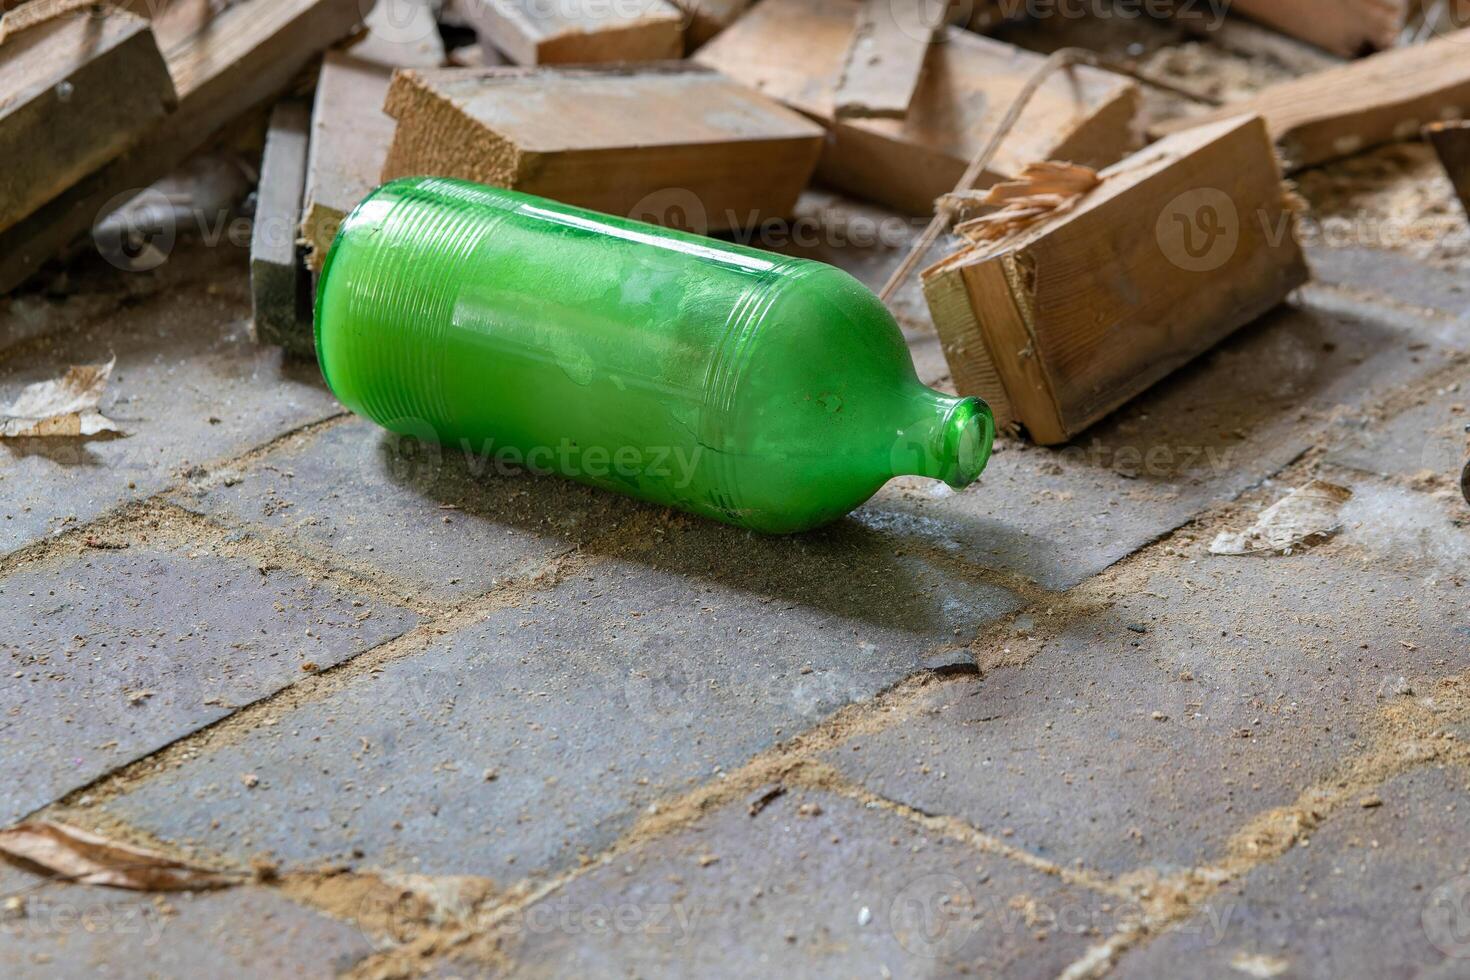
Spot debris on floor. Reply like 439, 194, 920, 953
0, 821, 234, 891
1209, 480, 1355, 555
0, 360, 119, 439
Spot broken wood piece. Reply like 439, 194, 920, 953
922, 115, 1308, 444
833, 0, 939, 120
381, 63, 824, 233
0, 360, 120, 439
0, 821, 234, 891
301, 52, 398, 271
1426, 120, 1470, 218
694, 0, 1140, 214
951, 162, 1101, 244
0, 0, 364, 294
668, 0, 750, 48
1155, 28, 1470, 173
251, 100, 313, 356
461, 0, 683, 64
0, 9, 176, 234
1224, 0, 1409, 58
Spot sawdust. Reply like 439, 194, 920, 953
1295, 142, 1470, 271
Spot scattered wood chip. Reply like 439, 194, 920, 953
747, 784, 785, 817
697, 853, 720, 866
0, 822, 234, 891
0, 360, 120, 439
1210, 481, 1354, 556
949, 161, 1101, 245
1359, 795, 1384, 808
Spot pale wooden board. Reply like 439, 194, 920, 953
1155, 28, 1470, 173
1226, 0, 1409, 57
0, 10, 176, 233
462, 0, 683, 64
833, 0, 936, 120
301, 51, 397, 269
694, 0, 1141, 214
251, 99, 312, 355
0, 0, 364, 293
381, 63, 825, 232
924, 116, 1309, 445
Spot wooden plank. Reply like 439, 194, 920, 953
250, 100, 313, 356
461, 0, 683, 64
381, 63, 825, 233
694, 0, 1140, 214
833, 0, 938, 120
0, 9, 176, 233
922, 115, 1308, 445
668, 0, 750, 48
300, 52, 397, 270
1156, 28, 1470, 173
1225, 0, 1409, 57
1426, 120, 1470, 217
0, 0, 363, 294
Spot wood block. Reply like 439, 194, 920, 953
1156, 29, 1470, 173
460, 0, 683, 64
251, 100, 313, 356
0, 0, 364, 294
301, 52, 398, 270
922, 115, 1308, 445
381, 63, 825, 233
669, 0, 750, 48
1426, 120, 1470, 217
1225, 0, 1408, 57
694, 0, 1140, 214
0, 9, 176, 233
833, 0, 938, 120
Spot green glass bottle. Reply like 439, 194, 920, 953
314, 177, 994, 534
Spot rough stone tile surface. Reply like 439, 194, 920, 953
1114, 766, 1470, 979
102, 529, 1020, 881
0, 866, 373, 977
0, 542, 419, 823
493, 788, 1119, 979
0, 244, 340, 557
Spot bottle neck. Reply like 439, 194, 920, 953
892, 391, 995, 489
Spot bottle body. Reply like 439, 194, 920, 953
315, 178, 993, 534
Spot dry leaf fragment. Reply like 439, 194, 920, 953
0, 360, 121, 439
1209, 481, 1354, 556
0, 821, 234, 891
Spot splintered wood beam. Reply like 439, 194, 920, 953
694, 0, 1140, 214
300, 52, 399, 271
0, 0, 363, 293
922, 115, 1308, 445
0, 9, 176, 234
1426, 120, 1470, 217
1155, 28, 1470, 172
462, 0, 683, 64
250, 100, 312, 356
381, 63, 825, 233
833, 0, 939, 120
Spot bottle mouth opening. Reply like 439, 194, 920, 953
936, 397, 996, 489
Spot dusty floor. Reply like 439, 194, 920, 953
4, 17, 1470, 980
